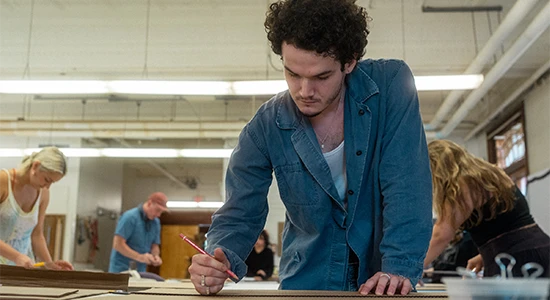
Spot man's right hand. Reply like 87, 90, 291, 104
188, 248, 232, 295
138, 253, 155, 264
14, 254, 33, 269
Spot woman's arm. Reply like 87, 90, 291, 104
423, 220, 457, 268
31, 188, 73, 270
31, 188, 54, 264
0, 240, 33, 268
424, 190, 475, 268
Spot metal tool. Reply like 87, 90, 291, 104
495, 253, 516, 278
521, 262, 544, 279
456, 267, 477, 279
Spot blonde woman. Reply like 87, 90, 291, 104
424, 140, 549, 278
424, 140, 550, 276
0, 147, 73, 270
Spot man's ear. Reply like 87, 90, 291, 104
343, 59, 357, 74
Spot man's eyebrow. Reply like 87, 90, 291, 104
284, 66, 332, 77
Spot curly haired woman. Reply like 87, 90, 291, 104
424, 140, 549, 278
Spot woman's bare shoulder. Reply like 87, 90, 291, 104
0, 169, 9, 203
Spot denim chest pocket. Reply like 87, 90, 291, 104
274, 162, 322, 206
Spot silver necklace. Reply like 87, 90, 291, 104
319, 97, 342, 149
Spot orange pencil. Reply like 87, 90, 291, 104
33, 262, 45, 267
179, 233, 239, 281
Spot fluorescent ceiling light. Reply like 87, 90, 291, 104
101, 148, 180, 158
232, 80, 288, 95
180, 149, 233, 158
110, 81, 232, 95
0, 148, 233, 158
0, 75, 483, 95
167, 201, 224, 209
0, 149, 25, 157
414, 74, 484, 91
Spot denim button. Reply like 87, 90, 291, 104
356, 150, 362, 156
358, 109, 365, 115
347, 190, 354, 195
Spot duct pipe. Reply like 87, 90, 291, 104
464, 59, 550, 141
427, 0, 540, 130
0, 129, 244, 139
438, 1, 550, 138
0, 120, 246, 131
117, 139, 188, 189
425, 131, 436, 140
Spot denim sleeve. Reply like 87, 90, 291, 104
205, 124, 273, 280
378, 61, 433, 284
115, 212, 135, 240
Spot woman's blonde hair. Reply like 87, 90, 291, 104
428, 140, 515, 228
20, 147, 67, 175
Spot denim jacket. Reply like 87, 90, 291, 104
206, 59, 433, 290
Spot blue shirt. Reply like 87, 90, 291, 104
108, 205, 161, 273
206, 59, 433, 290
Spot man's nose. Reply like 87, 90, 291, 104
299, 79, 315, 99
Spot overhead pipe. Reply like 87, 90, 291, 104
464, 59, 550, 141
438, 1, 550, 138
0, 120, 246, 131
116, 139, 188, 189
427, 0, 540, 130
0, 129, 244, 139
0, 120, 247, 139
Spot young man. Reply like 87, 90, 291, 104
188, 0, 432, 295
108, 192, 168, 273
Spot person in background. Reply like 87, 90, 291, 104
109, 192, 168, 273
424, 139, 550, 278
188, 0, 432, 296
245, 230, 274, 281
0, 147, 73, 270
425, 230, 478, 283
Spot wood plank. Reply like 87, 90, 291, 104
159, 225, 199, 279
0, 265, 129, 291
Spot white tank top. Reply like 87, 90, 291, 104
0, 169, 40, 265
323, 141, 347, 203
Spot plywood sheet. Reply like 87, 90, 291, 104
0, 288, 108, 300
0, 286, 77, 298
129, 279, 195, 289
134, 288, 448, 298
417, 284, 446, 291
87, 293, 448, 300
0, 265, 129, 291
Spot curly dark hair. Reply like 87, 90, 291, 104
264, 0, 370, 69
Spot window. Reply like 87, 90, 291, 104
494, 123, 525, 169
488, 110, 528, 195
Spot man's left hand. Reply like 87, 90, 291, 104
152, 255, 162, 266
359, 272, 412, 295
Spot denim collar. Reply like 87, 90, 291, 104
275, 59, 379, 130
